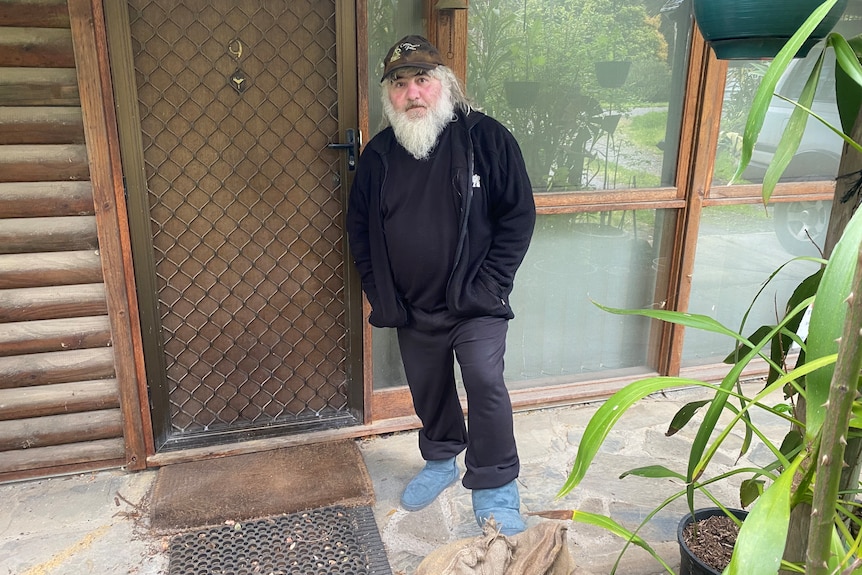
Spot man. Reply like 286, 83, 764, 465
346, 35, 535, 536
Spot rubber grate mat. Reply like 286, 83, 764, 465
168, 505, 392, 575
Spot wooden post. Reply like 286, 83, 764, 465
428, 1, 468, 86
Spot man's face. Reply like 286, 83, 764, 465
387, 72, 443, 120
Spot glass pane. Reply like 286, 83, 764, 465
715, 4, 862, 185
372, 209, 674, 389
366, 0, 425, 134
467, 0, 693, 192
682, 202, 828, 365
507, 209, 670, 385
372, 327, 407, 389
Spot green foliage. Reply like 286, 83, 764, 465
722, 62, 770, 135
626, 60, 673, 102
556, 131, 862, 569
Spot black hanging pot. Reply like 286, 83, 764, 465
678, 507, 749, 575
692, 0, 848, 60
595, 60, 631, 89
504, 81, 541, 108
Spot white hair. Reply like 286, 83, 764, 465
426, 65, 475, 115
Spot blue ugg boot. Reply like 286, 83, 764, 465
400, 457, 460, 511
471, 479, 526, 536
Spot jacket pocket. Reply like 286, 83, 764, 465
451, 268, 510, 318
368, 296, 409, 328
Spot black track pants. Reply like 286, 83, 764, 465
396, 316, 519, 490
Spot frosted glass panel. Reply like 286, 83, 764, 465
506, 211, 667, 383
682, 202, 827, 365
373, 210, 672, 389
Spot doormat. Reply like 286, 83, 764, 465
150, 440, 374, 531
168, 505, 392, 575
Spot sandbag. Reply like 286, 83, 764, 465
415, 519, 575, 575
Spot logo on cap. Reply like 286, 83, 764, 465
389, 42, 421, 64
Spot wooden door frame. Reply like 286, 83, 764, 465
103, 0, 174, 453
335, 0, 366, 426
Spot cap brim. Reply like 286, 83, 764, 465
380, 62, 439, 82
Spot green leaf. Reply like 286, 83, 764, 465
558, 376, 708, 497
740, 478, 765, 508
733, 0, 841, 185
568, 509, 675, 574
761, 51, 825, 202
806, 208, 862, 439
619, 465, 686, 481
594, 303, 746, 341
766, 268, 822, 385
850, 400, 862, 429
832, 33, 862, 86
724, 326, 774, 366
727, 456, 802, 575
779, 429, 804, 459
832, 33, 862, 133
777, 95, 862, 155
666, 400, 711, 436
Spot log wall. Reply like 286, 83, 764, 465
0, 0, 125, 481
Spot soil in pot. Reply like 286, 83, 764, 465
682, 514, 740, 574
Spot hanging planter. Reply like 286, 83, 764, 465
692, 0, 848, 60
504, 81, 541, 108
595, 60, 631, 89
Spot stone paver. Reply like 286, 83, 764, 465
0, 382, 790, 575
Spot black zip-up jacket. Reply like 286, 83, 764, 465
346, 110, 536, 328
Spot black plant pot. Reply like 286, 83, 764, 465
692, 0, 848, 60
678, 507, 749, 575
595, 61, 631, 89
504, 81, 541, 108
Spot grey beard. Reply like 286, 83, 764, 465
384, 91, 456, 160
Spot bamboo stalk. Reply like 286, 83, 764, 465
806, 244, 862, 574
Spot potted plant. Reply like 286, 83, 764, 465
544, 201, 862, 574
537, 2, 862, 573
678, 508, 749, 575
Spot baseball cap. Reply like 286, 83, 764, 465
381, 35, 445, 82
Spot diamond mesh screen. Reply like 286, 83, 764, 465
128, 0, 350, 436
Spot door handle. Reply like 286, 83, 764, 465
327, 128, 358, 171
